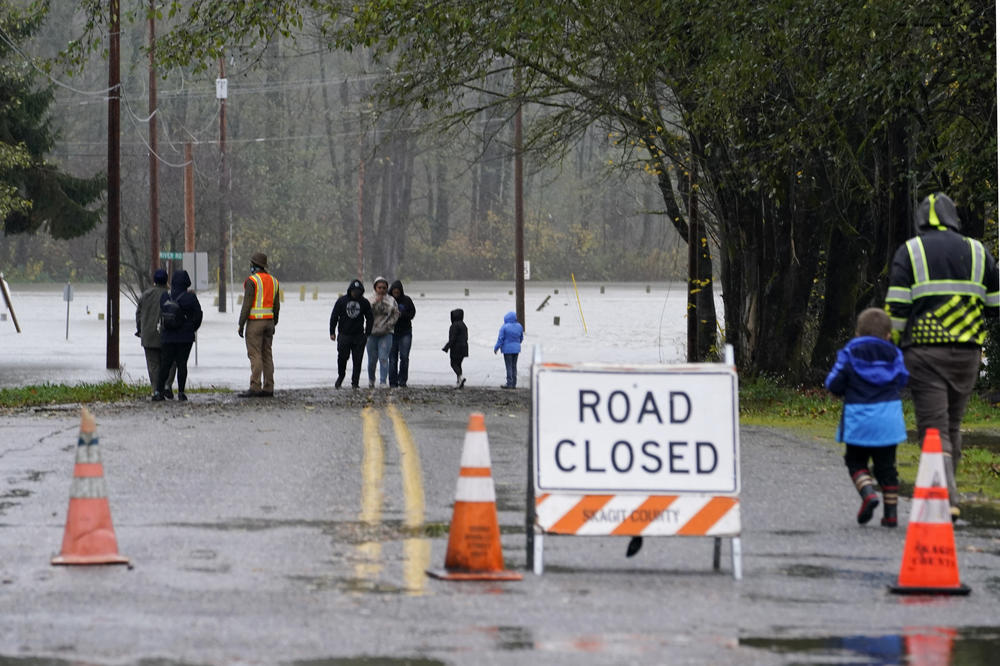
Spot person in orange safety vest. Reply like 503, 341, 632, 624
237, 252, 280, 397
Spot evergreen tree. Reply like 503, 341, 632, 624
0, 1, 103, 240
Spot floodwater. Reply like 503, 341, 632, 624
0, 280, 718, 390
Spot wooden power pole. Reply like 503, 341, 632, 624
106, 0, 121, 370
148, 1, 159, 273
217, 57, 228, 312
184, 142, 195, 252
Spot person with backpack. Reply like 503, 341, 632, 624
153, 270, 203, 402
135, 268, 176, 399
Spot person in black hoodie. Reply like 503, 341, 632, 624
329, 279, 374, 388
388, 279, 416, 388
442, 308, 468, 388
153, 270, 203, 402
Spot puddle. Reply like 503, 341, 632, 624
741, 626, 1000, 664
285, 657, 445, 666
0, 658, 210, 666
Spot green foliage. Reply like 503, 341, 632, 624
0, 380, 148, 408
1, 0, 104, 239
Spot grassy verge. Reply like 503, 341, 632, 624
0, 381, 149, 408
740, 377, 1000, 502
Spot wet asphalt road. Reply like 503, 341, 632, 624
1, 386, 999, 665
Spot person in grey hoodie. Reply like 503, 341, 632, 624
135, 268, 175, 398
366, 276, 399, 388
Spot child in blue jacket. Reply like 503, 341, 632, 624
493, 311, 524, 388
825, 308, 909, 526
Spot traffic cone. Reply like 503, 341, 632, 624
426, 413, 522, 581
889, 428, 968, 595
51, 408, 129, 566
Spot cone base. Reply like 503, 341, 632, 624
426, 568, 523, 581
52, 553, 130, 566
888, 583, 970, 596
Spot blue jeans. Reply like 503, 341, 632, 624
389, 332, 412, 387
366, 333, 393, 384
503, 353, 519, 387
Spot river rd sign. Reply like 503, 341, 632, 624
532, 364, 740, 495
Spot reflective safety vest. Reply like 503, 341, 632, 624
246, 272, 279, 320
886, 235, 1000, 346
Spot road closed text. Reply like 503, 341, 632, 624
533, 369, 739, 493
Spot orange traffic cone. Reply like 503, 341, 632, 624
427, 413, 522, 581
51, 408, 129, 566
889, 428, 968, 595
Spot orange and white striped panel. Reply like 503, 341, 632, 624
453, 414, 496, 503
535, 493, 740, 536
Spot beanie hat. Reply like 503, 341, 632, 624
251, 252, 268, 269
153, 268, 168, 284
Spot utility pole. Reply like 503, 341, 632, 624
148, 1, 159, 273
513, 73, 525, 328
106, 0, 121, 370
149, 0, 160, 272
217, 57, 228, 312
357, 119, 365, 279
184, 142, 195, 252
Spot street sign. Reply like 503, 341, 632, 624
529, 357, 742, 579
533, 364, 739, 494
159, 251, 183, 260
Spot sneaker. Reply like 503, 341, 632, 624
459, 376, 466, 389
151, 392, 165, 402
164, 388, 174, 400
177, 392, 188, 401
335, 376, 344, 389
369, 381, 375, 389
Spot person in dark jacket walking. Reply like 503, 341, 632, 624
886, 192, 1000, 519
493, 311, 524, 388
388, 279, 416, 388
153, 270, 203, 402
825, 308, 909, 527
135, 268, 175, 398
329, 279, 374, 389
442, 308, 468, 388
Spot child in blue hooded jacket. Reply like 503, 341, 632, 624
825, 307, 909, 527
493, 311, 524, 388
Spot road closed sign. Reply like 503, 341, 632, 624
532, 364, 740, 495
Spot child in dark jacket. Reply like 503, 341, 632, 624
442, 308, 468, 388
825, 308, 909, 526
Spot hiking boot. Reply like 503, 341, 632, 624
237, 389, 262, 398
881, 485, 898, 527
259, 391, 273, 397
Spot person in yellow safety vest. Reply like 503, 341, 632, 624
237, 252, 280, 397
886, 192, 1000, 521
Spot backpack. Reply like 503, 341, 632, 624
159, 293, 183, 331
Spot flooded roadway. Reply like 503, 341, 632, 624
0, 388, 998, 665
